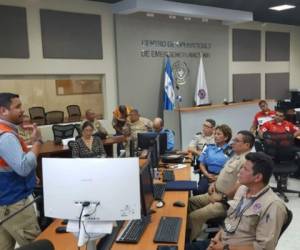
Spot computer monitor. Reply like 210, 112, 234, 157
42, 158, 141, 221
137, 132, 168, 155
139, 154, 154, 216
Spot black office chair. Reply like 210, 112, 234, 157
66, 105, 81, 122
279, 208, 293, 239
262, 132, 300, 202
52, 124, 75, 144
28, 106, 46, 125
74, 123, 82, 137
46, 111, 64, 124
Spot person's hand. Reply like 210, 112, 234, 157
207, 173, 217, 182
208, 182, 216, 195
208, 192, 223, 203
208, 240, 223, 250
30, 123, 42, 143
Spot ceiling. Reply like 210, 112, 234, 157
91, 0, 300, 26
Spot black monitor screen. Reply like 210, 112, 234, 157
137, 132, 168, 155
140, 155, 154, 216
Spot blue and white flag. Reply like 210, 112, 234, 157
163, 57, 175, 111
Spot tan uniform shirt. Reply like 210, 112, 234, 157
215, 152, 248, 194
222, 185, 287, 250
188, 133, 214, 152
129, 118, 152, 148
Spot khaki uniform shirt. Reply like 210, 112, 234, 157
129, 118, 152, 148
222, 185, 287, 250
215, 152, 248, 194
188, 133, 214, 152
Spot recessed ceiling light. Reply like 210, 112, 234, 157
184, 17, 191, 21
169, 15, 176, 19
269, 4, 296, 11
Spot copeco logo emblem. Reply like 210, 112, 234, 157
172, 60, 189, 86
198, 89, 206, 99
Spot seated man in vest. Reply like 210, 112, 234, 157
259, 108, 300, 138
188, 131, 254, 242
152, 117, 175, 151
82, 109, 108, 139
188, 119, 216, 156
250, 100, 275, 135
0, 93, 42, 250
188, 152, 287, 250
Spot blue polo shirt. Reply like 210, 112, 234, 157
198, 144, 230, 174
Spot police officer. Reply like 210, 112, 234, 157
195, 124, 232, 195
188, 119, 216, 156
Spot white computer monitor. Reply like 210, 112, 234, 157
42, 158, 141, 222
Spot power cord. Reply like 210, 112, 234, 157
77, 202, 90, 250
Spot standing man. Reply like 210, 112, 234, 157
188, 119, 216, 156
250, 100, 276, 134
191, 152, 287, 250
152, 117, 175, 151
188, 131, 255, 242
83, 109, 108, 139
0, 93, 42, 250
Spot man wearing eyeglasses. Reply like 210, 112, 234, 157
259, 108, 300, 138
202, 152, 287, 250
188, 119, 216, 156
188, 131, 255, 242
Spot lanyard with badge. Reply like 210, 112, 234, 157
223, 187, 270, 234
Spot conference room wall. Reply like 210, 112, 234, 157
115, 14, 229, 119
228, 21, 300, 101
0, 0, 117, 123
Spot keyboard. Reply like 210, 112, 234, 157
154, 216, 182, 243
116, 216, 150, 243
163, 170, 175, 182
153, 183, 167, 200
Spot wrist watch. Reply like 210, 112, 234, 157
223, 244, 230, 250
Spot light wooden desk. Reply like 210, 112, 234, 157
36, 165, 191, 250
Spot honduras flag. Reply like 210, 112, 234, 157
163, 57, 175, 111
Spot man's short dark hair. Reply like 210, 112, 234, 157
130, 109, 139, 115
206, 119, 216, 128
258, 100, 267, 106
119, 105, 127, 114
238, 130, 255, 148
275, 107, 285, 115
245, 152, 274, 184
0, 93, 19, 109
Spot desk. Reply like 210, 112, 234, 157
36, 164, 191, 250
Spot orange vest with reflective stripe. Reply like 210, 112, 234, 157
0, 123, 29, 170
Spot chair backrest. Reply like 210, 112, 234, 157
52, 124, 75, 142
262, 132, 295, 162
67, 105, 81, 122
46, 111, 64, 125
28, 106, 46, 125
74, 123, 82, 137
279, 208, 293, 238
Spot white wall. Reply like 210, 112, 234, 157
0, 0, 117, 123
228, 21, 300, 101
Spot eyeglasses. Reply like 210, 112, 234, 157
232, 138, 243, 143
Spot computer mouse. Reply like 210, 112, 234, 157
173, 201, 185, 207
55, 226, 67, 234
61, 219, 68, 225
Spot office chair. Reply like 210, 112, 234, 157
262, 132, 300, 202
279, 208, 293, 239
45, 111, 64, 124
52, 124, 75, 144
74, 123, 82, 137
66, 104, 81, 122
28, 106, 46, 125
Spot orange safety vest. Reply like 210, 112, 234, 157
0, 123, 29, 170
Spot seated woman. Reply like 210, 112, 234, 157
72, 121, 106, 158
195, 124, 232, 195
